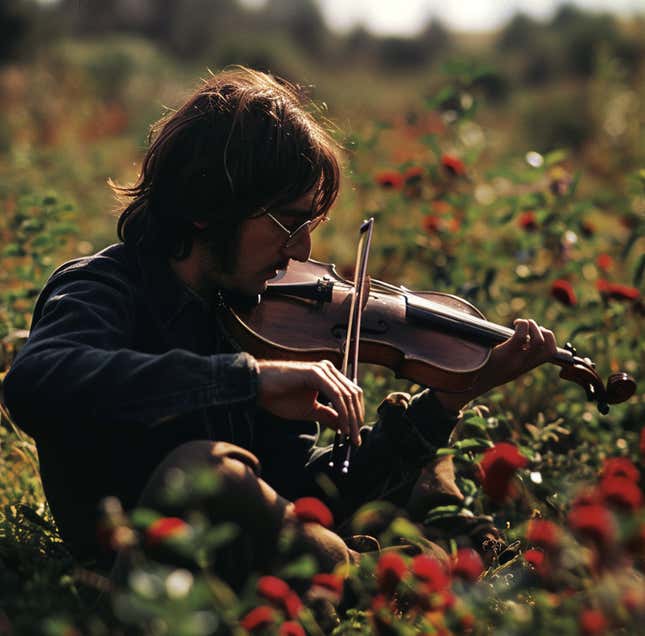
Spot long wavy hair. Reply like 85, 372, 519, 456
114, 67, 341, 271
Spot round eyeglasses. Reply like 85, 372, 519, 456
266, 212, 329, 248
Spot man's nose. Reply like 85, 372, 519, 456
281, 229, 312, 262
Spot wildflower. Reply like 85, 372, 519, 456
579, 608, 608, 635
549, 166, 572, 197
596, 254, 614, 272
283, 592, 303, 619
257, 576, 291, 605
599, 476, 643, 511
411, 554, 450, 592
526, 519, 561, 552
431, 200, 452, 215
550, 279, 577, 307
145, 517, 189, 547
279, 622, 305, 636
376, 551, 408, 596
452, 548, 484, 582
293, 497, 333, 528
441, 154, 466, 177
640, 427, 645, 460
240, 605, 277, 632
597, 279, 640, 302
600, 457, 640, 482
568, 504, 616, 548
403, 166, 424, 184
524, 548, 547, 576
311, 573, 344, 603
375, 170, 404, 190
517, 210, 538, 231
422, 215, 442, 234
480, 443, 527, 504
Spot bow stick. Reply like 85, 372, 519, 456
330, 218, 374, 473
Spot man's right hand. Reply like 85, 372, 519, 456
256, 359, 364, 447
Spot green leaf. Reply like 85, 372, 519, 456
424, 505, 464, 524
2, 244, 25, 257
202, 522, 238, 550
130, 508, 160, 529
389, 517, 422, 542
425, 87, 455, 111
544, 149, 569, 166
278, 554, 318, 579
633, 253, 645, 287
452, 438, 494, 451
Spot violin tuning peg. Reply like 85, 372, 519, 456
565, 341, 577, 355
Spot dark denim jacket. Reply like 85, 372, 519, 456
4, 241, 457, 566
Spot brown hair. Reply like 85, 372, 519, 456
114, 66, 341, 270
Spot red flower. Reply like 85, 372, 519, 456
599, 476, 643, 511
452, 548, 483, 582
279, 622, 305, 636
596, 254, 614, 272
517, 210, 538, 231
422, 215, 442, 234
241, 605, 277, 632
480, 443, 527, 504
257, 576, 302, 618
600, 457, 640, 482
257, 576, 291, 605
411, 554, 450, 592
568, 504, 616, 547
441, 154, 465, 176
376, 551, 408, 596
579, 608, 608, 635
597, 279, 640, 302
375, 170, 404, 190
524, 548, 547, 576
640, 428, 645, 460
145, 517, 189, 547
283, 592, 303, 619
550, 279, 577, 307
526, 519, 561, 552
311, 573, 344, 601
293, 497, 333, 528
403, 166, 424, 184
431, 200, 452, 215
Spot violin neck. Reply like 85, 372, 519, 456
405, 295, 574, 366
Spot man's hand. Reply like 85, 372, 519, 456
256, 359, 364, 446
434, 318, 558, 413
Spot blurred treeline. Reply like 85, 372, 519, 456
3, 1, 644, 84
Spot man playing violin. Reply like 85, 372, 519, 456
4, 67, 558, 584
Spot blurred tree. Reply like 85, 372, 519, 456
496, 12, 539, 52
262, 0, 329, 59
377, 36, 428, 69
418, 18, 452, 61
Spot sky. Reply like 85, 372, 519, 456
241, 0, 645, 34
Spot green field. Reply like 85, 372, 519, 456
1, 6, 644, 633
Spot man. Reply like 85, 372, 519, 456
3, 67, 557, 581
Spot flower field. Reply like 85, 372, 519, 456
0, 31, 644, 636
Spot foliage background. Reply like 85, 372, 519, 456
0, 1, 644, 634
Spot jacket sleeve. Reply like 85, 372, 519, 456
304, 389, 459, 520
3, 277, 258, 434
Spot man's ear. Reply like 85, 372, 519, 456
193, 220, 209, 230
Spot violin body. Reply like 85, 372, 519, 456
222, 259, 487, 392
219, 259, 636, 412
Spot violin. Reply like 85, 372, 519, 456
218, 259, 636, 415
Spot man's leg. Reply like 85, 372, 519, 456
117, 440, 355, 588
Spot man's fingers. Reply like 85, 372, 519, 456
318, 360, 363, 446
